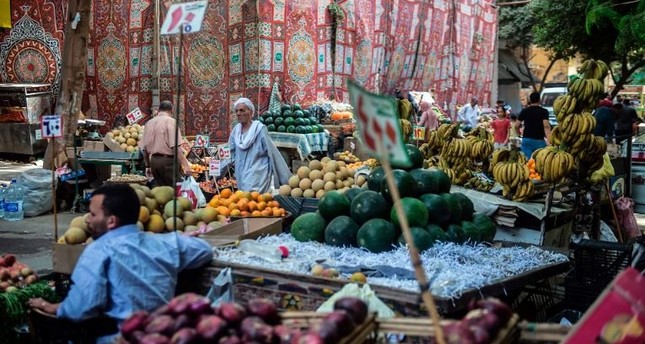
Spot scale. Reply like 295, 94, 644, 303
77, 119, 107, 140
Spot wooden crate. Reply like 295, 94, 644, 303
517, 322, 570, 343
281, 312, 376, 344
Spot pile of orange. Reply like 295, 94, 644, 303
527, 158, 542, 181
206, 189, 287, 217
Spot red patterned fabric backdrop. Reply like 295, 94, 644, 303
0, 0, 497, 139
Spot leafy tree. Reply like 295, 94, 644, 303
497, 4, 541, 91
531, 0, 645, 97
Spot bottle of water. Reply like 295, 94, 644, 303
237, 239, 289, 263
0, 185, 5, 219
4, 179, 24, 221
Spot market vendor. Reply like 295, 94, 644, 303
225, 97, 291, 193
140, 100, 192, 187
28, 184, 213, 343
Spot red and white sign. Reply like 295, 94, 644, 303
194, 135, 209, 148
218, 145, 231, 159
40, 115, 63, 138
413, 126, 426, 141
126, 107, 144, 124
160, 1, 208, 35
209, 159, 221, 176
348, 80, 411, 167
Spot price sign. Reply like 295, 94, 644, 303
35, 129, 42, 140
126, 107, 144, 124
194, 135, 209, 148
209, 159, 221, 176
218, 145, 231, 159
413, 126, 426, 140
41, 115, 63, 138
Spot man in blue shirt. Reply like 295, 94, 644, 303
29, 184, 214, 342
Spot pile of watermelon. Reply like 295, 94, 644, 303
258, 103, 325, 134
290, 144, 497, 253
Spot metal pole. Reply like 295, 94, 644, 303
173, 26, 183, 228
52, 138, 58, 240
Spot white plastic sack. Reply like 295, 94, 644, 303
317, 283, 395, 318
206, 267, 234, 307
23, 188, 53, 217
19, 168, 54, 190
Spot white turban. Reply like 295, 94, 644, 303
233, 98, 255, 115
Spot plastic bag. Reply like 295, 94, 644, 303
615, 197, 640, 239
176, 176, 206, 208
23, 188, 54, 217
317, 283, 395, 319
206, 267, 234, 307
19, 168, 55, 190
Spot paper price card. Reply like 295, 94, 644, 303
126, 107, 144, 124
413, 126, 426, 140
209, 159, 221, 176
194, 135, 209, 148
218, 145, 231, 159
40, 115, 63, 138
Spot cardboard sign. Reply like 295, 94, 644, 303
160, 1, 208, 35
413, 126, 426, 140
218, 145, 231, 159
194, 135, 209, 148
209, 159, 221, 176
347, 80, 411, 168
40, 115, 63, 138
35, 129, 42, 140
126, 107, 144, 124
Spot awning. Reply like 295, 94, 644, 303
498, 50, 533, 84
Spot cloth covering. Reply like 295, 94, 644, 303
57, 225, 213, 343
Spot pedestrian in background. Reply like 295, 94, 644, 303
457, 97, 480, 130
491, 107, 511, 149
518, 92, 551, 159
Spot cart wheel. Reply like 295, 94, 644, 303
279, 148, 292, 169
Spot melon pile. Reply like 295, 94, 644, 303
60, 184, 227, 244
278, 157, 367, 199
105, 124, 145, 153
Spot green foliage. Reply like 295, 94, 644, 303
498, 5, 535, 49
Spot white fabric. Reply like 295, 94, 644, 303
458, 103, 481, 127
234, 97, 255, 115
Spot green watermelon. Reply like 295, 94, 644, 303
391, 144, 424, 170
284, 117, 295, 126
427, 169, 452, 194
281, 104, 291, 113
325, 216, 360, 247
303, 118, 311, 126
419, 193, 451, 227
367, 166, 385, 192
264, 116, 274, 125
398, 227, 433, 251
380, 169, 417, 202
344, 188, 366, 202
472, 214, 496, 242
440, 193, 463, 225
452, 192, 475, 220
311, 125, 320, 133
295, 118, 305, 126
409, 168, 435, 195
350, 190, 389, 225
292, 104, 302, 111
309, 116, 318, 124
426, 224, 449, 244
461, 221, 481, 243
295, 126, 306, 134
277, 125, 286, 132
257, 117, 265, 124
267, 124, 276, 132
318, 190, 351, 221
390, 197, 428, 228
357, 219, 397, 253
261, 111, 272, 118
286, 125, 296, 133
291, 212, 327, 242
274, 117, 284, 126
445, 224, 467, 244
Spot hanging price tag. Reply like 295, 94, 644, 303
413, 126, 426, 140
126, 107, 144, 124
35, 129, 42, 140
40, 115, 63, 138
209, 159, 221, 176
194, 135, 209, 148
218, 145, 231, 159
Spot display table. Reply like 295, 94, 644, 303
268, 132, 329, 160
0, 123, 47, 155
77, 151, 141, 174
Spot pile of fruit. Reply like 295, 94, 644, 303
216, 177, 237, 189
120, 294, 370, 344
438, 298, 514, 343
289, 150, 496, 253
534, 58, 610, 185
259, 103, 324, 134
59, 185, 227, 241
491, 147, 534, 202
105, 124, 145, 154
346, 158, 379, 171
106, 174, 148, 184
277, 157, 366, 199
0, 254, 38, 293
206, 189, 286, 218
334, 150, 360, 163
527, 158, 541, 181
189, 163, 207, 175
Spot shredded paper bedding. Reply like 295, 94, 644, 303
214, 233, 568, 299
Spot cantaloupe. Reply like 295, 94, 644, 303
356, 175, 367, 186
309, 160, 323, 171
309, 170, 324, 181
311, 179, 325, 192
69, 216, 88, 232
336, 180, 344, 189
165, 217, 184, 231
323, 172, 336, 183
279, 185, 292, 196
337, 161, 346, 168
288, 175, 301, 188
299, 178, 312, 190
316, 189, 326, 199
64, 227, 88, 244
321, 157, 332, 164
147, 214, 165, 233
297, 166, 311, 179
303, 189, 315, 198
324, 181, 336, 191
291, 188, 304, 197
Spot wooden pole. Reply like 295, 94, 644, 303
379, 145, 446, 344
51, 138, 58, 241
152, 0, 161, 108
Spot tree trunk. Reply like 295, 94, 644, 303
44, 0, 91, 168
538, 58, 559, 94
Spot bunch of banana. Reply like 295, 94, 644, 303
578, 136, 608, 176
558, 112, 596, 144
493, 161, 530, 189
423, 156, 441, 169
400, 119, 413, 142
419, 130, 443, 158
466, 127, 494, 161
464, 174, 495, 192
532, 146, 576, 183
512, 180, 535, 202
577, 58, 609, 81
553, 95, 577, 122
437, 123, 459, 142
567, 78, 605, 111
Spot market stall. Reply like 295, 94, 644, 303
0, 83, 51, 156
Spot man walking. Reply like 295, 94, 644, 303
140, 100, 191, 187
518, 92, 551, 158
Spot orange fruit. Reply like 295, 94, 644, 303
217, 207, 231, 217
220, 199, 231, 207
262, 193, 273, 202
237, 199, 249, 211
256, 201, 267, 211
230, 209, 241, 217
241, 210, 250, 217
251, 191, 261, 201
272, 208, 281, 217
228, 203, 239, 211
261, 209, 271, 217
220, 189, 232, 198
247, 201, 257, 212
229, 194, 240, 203
251, 210, 261, 217
241, 191, 252, 200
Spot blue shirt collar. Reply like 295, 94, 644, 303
100, 224, 140, 240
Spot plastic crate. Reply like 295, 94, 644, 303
569, 239, 632, 287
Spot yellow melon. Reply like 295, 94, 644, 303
279, 185, 291, 196
324, 181, 336, 191
299, 178, 312, 190
303, 189, 315, 198
288, 175, 300, 188
147, 214, 165, 233
316, 189, 326, 199
297, 166, 311, 179
69, 216, 88, 232
311, 179, 325, 192
290, 188, 304, 197
323, 172, 336, 183
197, 207, 218, 223
308, 160, 323, 171
64, 227, 88, 245
139, 206, 150, 223
151, 186, 174, 206
165, 217, 184, 231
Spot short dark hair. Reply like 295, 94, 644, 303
529, 92, 540, 104
622, 98, 632, 105
92, 184, 140, 226
159, 100, 173, 111
510, 114, 518, 120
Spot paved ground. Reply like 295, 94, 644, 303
0, 159, 643, 277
